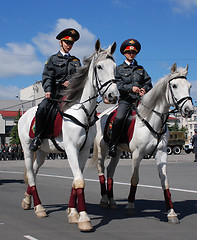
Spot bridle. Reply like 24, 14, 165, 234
94, 65, 116, 97
168, 75, 193, 114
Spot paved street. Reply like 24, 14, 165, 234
0, 153, 197, 240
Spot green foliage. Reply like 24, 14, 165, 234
9, 110, 21, 145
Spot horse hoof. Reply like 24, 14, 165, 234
21, 193, 32, 210
125, 208, 135, 215
21, 199, 31, 210
100, 200, 109, 209
168, 216, 180, 224
34, 204, 48, 218
78, 221, 93, 232
109, 198, 117, 209
67, 208, 79, 224
109, 203, 117, 209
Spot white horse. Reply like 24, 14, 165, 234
18, 39, 119, 231
91, 63, 194, 224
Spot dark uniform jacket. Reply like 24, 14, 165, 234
116, 59, 152, 103
192, 134, 197, 148
42, 51, 81, 98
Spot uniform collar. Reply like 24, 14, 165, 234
60, 50, 70, 56
57, 51, 71, 58
123, 59, 137, 68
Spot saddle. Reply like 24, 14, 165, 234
104, 107, 136, 144
29, 103, 63, 139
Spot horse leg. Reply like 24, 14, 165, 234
155, 150, 179, 224
96, 140, 108, 208
22, 150, 47, 218
67, 187, 79, 223
106, 150, 121, 209
66, 147, 93, 231
126, 153, 141, 215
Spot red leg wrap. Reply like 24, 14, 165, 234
99, 175, 107, 196
107, 178, 113, 199
68, 188, 77, 208
128, 185, 137, 203
164, 189, 173, 211
30, 186, 41, 207
26, 185, 32, 195
76, 188, 86, 212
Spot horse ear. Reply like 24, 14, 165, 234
110, 42, 116, 55
95, 39, 101, 53
185, 64, 189, 72
171, 63, 177, 73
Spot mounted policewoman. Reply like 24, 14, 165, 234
109, 39, 152, 157
29, 28, 81, 151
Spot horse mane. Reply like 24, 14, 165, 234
138, 66, 188, 118
60, 48, 114, 111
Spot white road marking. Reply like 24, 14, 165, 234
1, 170, 197, 194
24, 235, 39, 240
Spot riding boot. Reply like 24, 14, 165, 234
108, 123, 121, 157
29, 135, 41, 152
29, 112, 43, 151
29, 126, 42, 152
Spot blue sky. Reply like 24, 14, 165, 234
0, 0, 197, 102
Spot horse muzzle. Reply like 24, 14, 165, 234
181, 105, 194, 118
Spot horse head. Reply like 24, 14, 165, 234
167, 63, 194, 118
93, 39, 119, 104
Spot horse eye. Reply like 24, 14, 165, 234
97, 65, 103, 70
172, 84, 177, 89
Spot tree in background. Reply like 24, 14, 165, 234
9, 110, 21, 145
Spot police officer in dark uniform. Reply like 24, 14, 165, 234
29, 28, 81, 151
109, 39, 152, 157
192, 129, 197, 162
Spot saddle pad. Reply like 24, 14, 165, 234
104, 108, 136, 144
29, 112, 63, 139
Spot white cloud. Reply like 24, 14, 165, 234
0, 18, 96, 79
0, 84, 20, 100
0, 43, 43, 78
32, 18, 96, 61
169, 0, 197, 13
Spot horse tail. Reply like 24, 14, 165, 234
24, 166, 28, 184
89, 141, 99, 168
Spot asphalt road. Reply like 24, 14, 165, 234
0, 153, 197, 240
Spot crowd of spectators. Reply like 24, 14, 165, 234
0, 143, 24, 160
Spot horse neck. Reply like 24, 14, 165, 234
79, 67, 98, 117
140, 89, 170, 131
141, 90, 170, 131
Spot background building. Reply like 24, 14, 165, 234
0, 81, 196, 146
177, 105, 197, 142
0, 81, 44, 146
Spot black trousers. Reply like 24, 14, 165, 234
35, 98, 52, 137
110, 100, 134, 145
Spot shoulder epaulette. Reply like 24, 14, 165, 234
71, 56, 80, 61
